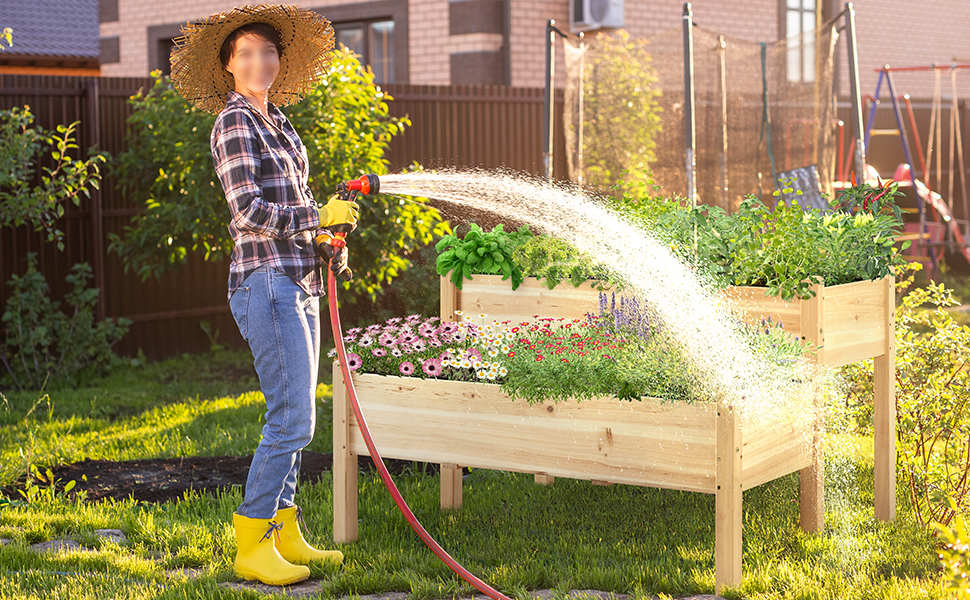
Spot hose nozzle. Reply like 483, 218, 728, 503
336, 174, 380, 200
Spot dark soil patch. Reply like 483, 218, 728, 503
2, 453, 442, 504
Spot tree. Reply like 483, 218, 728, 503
108, 48, 448, 302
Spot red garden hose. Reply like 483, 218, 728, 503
326, 268, 512, 600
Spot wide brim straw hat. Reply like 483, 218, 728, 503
170, 3, 335, 114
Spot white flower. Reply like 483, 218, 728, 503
358, 335, 374, 347
487, 348, 499, 357
327, 348, 337, 358
441, 359, 451, 367
501, 345, 511, 353
498, 366, 508, 376
476, 369, 487, 379
490, 361, 500, 369
472, 360, 483, 370
391, 347, 403, 357
486, 370, 497, 380
460, 359, 471, 369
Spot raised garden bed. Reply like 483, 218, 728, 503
438, 273, 896, 523
333, 363, 822, 593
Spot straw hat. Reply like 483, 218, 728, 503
170, 3, 335, 114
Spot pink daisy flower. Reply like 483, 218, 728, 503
346, 353, 363, 371
422, 358, 443, 376
371, 348, 386, 357
399, 361, 415, 375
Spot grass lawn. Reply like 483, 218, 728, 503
0, 349, 954, 599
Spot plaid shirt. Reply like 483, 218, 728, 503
211, 90, 329, 302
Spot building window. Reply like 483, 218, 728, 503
333, 19, 395, 83
785, 0, 816, 83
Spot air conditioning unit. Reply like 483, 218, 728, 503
570, 0, 624, 33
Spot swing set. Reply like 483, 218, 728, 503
863, 63, 970, 270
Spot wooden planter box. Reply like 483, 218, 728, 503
333, 367, 823, 593
440, 274, 897, 523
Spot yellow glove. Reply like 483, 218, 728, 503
316, 194, 360, 232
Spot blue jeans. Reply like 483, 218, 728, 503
229, 265, 321, 519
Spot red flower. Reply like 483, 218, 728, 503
561, 358, 569, 363
507, 351, 516, 357
536, 355, 544, 361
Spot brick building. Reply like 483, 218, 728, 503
91, 0, 970, 97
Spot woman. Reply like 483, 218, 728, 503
170, 4, 355, 586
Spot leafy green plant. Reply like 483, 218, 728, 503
0, 106, 106, 250
933, 501, 970, 599
608, 180, 909, 300
108, 49, 448, 302
434, 224, 532, 289
0, 253, 130, 391
512, 234, 620, 290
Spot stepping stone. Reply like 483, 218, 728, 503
220, 579, 324, 597
0, 538, 10, 546
95, 529, 128, 545
164, 567, 204, 579
30, 539, 89, 553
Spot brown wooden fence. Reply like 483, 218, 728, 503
0, 75, 567, 360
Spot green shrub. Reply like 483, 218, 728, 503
0, 254, 130, 391
107, 49, 448, 303
513, 234, 620, 290
842, 265, 970, 526
933, 504, 970, 599
0, 106, 106, 250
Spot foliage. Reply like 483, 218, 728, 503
338, 292, 807, 406
842, 264, 970, 526
0, 106, 107, 250
512, 233, 621, 290
608, 179, 909, 300
933, 501, 970, 599
107, 50, 448, 302
580, 29, 663, 194
0, 254, 130, 392
434, 224, 532, 290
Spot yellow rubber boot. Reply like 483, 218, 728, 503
232, 512, 310, 585
274, 506, 344, 565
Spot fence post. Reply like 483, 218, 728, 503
85, 77, 106, 322
683, 3, 697, 208
844, 2, 867, 181
543, 19, 556, 182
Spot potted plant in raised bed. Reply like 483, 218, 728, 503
331, 300, 822, 594
434, 181, 907, 526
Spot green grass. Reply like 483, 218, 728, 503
0, 350, 954, 599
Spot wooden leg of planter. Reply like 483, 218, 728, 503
440, 463, 463, 510
440, 275, 460, 324
534, 473, 555, 486
874, 274, 897, 522
715, 399, 743, 595
333, 366, 358, 542
799, 384, 825, 533
798, 442, 825, 532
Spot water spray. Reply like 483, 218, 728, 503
321, 174, 512, 600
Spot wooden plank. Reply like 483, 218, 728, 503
721, 286, 803, 338
440, 463, 463, 510
347, 373, 719, 493
874, 275, 897, 521
332, 366, 359, 542
534, 473, 555, 485
821, 278, 889, 367
453, 274, 604, 324
715, 399, 743, 594
741, 422, 814, 490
